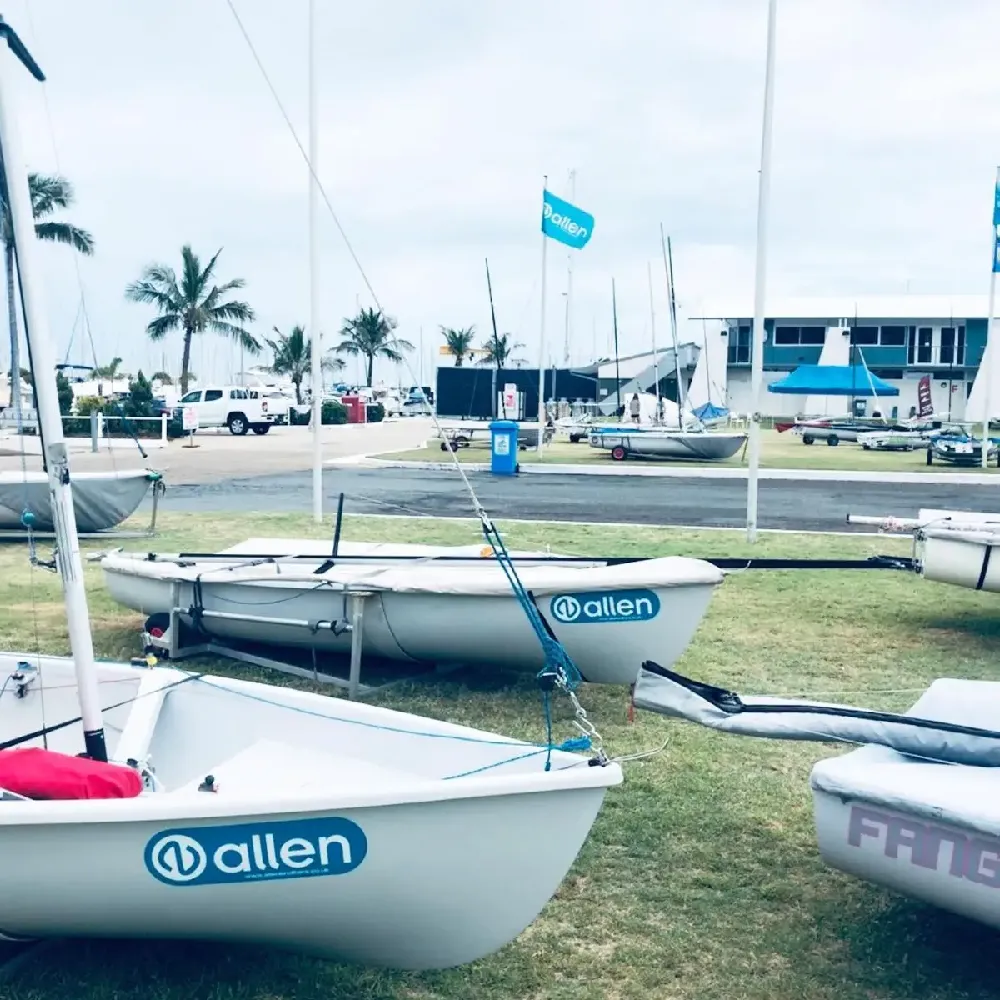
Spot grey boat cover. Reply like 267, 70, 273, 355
632, 661, 1000, 766
0, 469, 157, 533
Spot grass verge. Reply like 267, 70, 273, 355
0, 512, 996, 1000
377, 429, 1000, 473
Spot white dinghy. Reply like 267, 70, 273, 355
100, 547, 723, 685
0, 651, 620, 967
632, 661, 1000, 930
0, 23, 621, 969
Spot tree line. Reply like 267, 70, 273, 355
7, 171, 527, 402
5, 174, 414, 402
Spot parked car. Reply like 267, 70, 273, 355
177, 386, 280, 435
249, 388, 292, 425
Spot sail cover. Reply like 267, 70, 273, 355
632, 661, 1000, 766
0, 469, 157, 532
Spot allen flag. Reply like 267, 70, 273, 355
541, 189, 594, 250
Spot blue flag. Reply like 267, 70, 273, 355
541, 189, 594, 250
993, 167, 1000, 273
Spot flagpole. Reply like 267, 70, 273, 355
537, 175, 548, 457
982, 272, 996, 469
746, 0, 778, 544
983, 168, 1000, 469
308, 0, 322, 523
563, 169, 575, 366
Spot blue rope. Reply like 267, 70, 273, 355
442, 735, 593, 780
479, 517, 584, 692
195, 676, 589, 757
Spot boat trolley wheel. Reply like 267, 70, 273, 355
611, 445, 628, 462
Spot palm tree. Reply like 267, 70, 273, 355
150, 370, 173, 385
336, 307, 413, 387
2, 174, 93, 413
264, 324, 345, 404
125, 245, 258, 394
440, 325, 475, 366
477, 331, 524, 370
93, 356, 123, 379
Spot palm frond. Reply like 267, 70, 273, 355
27, 173, 74, 218
146, 314, 180, 341
33, 221, 94, 255
208, 319, 261, 354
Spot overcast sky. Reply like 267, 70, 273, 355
7, 0, 1000, 387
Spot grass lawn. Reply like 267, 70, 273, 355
378, 428, 1000, 474
0, 511, 998, 1000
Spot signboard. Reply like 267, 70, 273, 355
916, 375, 933, 418
502, 384, 517, 411
182, 406, 199, 432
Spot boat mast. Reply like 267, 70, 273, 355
0, 20, 107, 761
745, 0, 777, 544
611, 279, 622, 417
659, 226, 686, 428
646, 260, 660, 420
308, 0, 323, 523
536, 174, 549, 457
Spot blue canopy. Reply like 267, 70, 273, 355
767, 365, 899, 397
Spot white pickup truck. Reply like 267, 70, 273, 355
177, 385, 281, 435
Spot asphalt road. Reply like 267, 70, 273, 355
153, 467, 1000, 531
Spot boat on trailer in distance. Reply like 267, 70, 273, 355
588, 427, 747, 462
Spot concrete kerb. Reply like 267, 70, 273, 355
331, 454, 1000, 486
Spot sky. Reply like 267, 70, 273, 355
7, 0, 1000, 388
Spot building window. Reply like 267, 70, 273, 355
727, 324, 751, 364
940, 327, 955, 365
850, 326, 878, 346
773, 325, 826, 346
906, 326, 915, 364
939, 326, 967, 366
916, 327, 932, 364
879, 325, 906, 346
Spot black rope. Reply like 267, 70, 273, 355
0, 670, 206, 752
160, 551, 915, 573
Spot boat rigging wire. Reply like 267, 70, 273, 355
222, 0, 602, 768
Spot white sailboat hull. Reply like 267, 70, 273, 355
0, 469, 157, 532
590, 430, 747, 461
811, 680, 1000, 929
101, 552, 723, 685
918, 529, 1000, 593
0, 653, 621, 968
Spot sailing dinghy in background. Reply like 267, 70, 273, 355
0, 18, 622, 969
100, 543, 723, 686
0, 468, 161, 533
